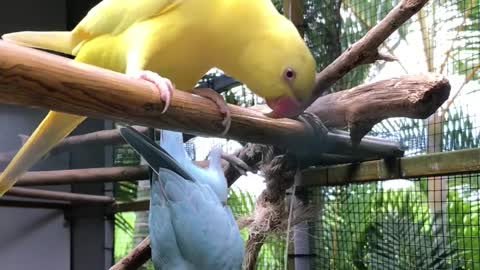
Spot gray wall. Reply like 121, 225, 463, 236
0, 1, 111, 269
0, 106, 71, 270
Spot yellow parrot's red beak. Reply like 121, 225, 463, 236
265, 96, 305, 119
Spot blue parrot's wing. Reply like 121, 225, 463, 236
165, 176, 244, 269
122, 127, 244, 269
150, 171, 195, 270
119, 127, 194, 181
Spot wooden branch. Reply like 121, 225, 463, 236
109, 237, 151, 270
46, 125, 149, 153
15, 166, 149, 186
11, 159, 227, 187
111, 200, 150, 213
6, 187, 114, 204
310, 0, 429, 101
0, 40, 308, 146
1, 127, 232, 168
298, 148, 480, 187
0, 39, 440, 162
306, 73, 451, 144
0, 40, 404, 159
0, 198, 70, 209
0, 73, 448, 170
249, 73, 450, 146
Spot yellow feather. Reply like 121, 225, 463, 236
0, 0, 316, 195
2, 31, 76, 55
0, 112, 86, 196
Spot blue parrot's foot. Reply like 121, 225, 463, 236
297, 112, 329, 141
221, 152, 252, 176
192, 88, 231, 136
129, 70, 175, 114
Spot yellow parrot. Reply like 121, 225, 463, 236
0, 0, 316, 195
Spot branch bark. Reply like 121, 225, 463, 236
249, 73, 450, 146
109, 237, 152, 270
1, 73, 448, 167
0, 125, 151, 166
0, 40, 309, 146
310, 0, 429, 102
0, 198, 70, 209
6, 187, 114, 204
15, 166, 149, 186
306, 73, 450, 144
11, 161, 231, 187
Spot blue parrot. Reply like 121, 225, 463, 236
119, 127, 244, 270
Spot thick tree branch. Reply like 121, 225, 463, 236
0, 40, 312, 146
14, 166, 150, 186
310, 0, 429, 102
6, 187, 114, 204
249, 73, 450, 146
0, 125, 150, 166
306, 73, 450, 144
1, 73, 446, 168
110, 237, 152, 270
10, 161, 238, 188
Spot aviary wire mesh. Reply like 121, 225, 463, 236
304, 0, 480, 269
308, 174, 480, 269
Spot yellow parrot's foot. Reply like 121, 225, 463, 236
192, 88, 231, 136
129, 70, 175, 113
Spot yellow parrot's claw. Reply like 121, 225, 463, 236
192, 88, 231, 137
129, 70, 175, 114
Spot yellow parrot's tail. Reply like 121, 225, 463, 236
0, 112, 86, 196
1, 31, 77, 55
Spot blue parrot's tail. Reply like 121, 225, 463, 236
119, 127, 193, 180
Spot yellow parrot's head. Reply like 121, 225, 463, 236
236, 17, 316, 119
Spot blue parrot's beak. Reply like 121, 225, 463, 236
119, 127, 194, 180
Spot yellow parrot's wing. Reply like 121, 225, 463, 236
73, 0, 182, 40
0, 0, 183, 196
2, 0, 183, 55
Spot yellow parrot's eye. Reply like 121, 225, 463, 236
284, 68, 296, 81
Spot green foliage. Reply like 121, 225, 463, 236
448, 185, 480, 270
311, 182, 477, 270
361, 212, 461, 270
228, 187, 256, 216
113, 123, 143, 264
311, 184, 433, 269
443, 109, 480, 151
304, 0, 343, 71
438, 0, 480, 80
371, 118, 427, 156
271, 0, 283, 13
113, 122, 141, 202
114, 212, 136, 262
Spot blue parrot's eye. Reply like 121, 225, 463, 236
284, 68, 296, 81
